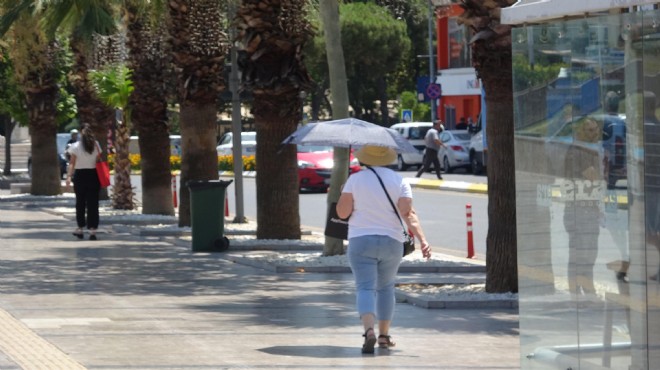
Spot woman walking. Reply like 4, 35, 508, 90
65, 124, 101, 240
337, 145, 432, 354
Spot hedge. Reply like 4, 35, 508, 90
107, 154, 257, 172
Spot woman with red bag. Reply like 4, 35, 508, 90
65, 124, 101, 240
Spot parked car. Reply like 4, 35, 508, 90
469, 128, 487, 175
216, 131, 256, 156
128, 135, 181, 156
388, 121, 433, 170
28, 133, 70, 179
437, 130, 472, 173
297, 145, 361, 192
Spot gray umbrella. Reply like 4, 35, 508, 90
281, 118, 417, 153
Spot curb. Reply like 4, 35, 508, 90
395, 289, 518, 309
219, 171, 489, 194
218, 253, 486, 274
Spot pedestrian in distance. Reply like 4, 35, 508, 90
65, 128, 79, 161
67, 129, 79, 146
456, 117, 467, 130
337, 145, 432, 354
415, 119, 446, 179
65, 124, 101, 241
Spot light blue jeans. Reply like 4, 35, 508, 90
347, 235, 403, 321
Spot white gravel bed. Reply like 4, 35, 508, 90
397, 283, 518, 301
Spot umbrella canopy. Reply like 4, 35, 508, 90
281, 118, 417, 153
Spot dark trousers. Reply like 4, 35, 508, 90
73, 169, 100, 229
416, 148, 442, 178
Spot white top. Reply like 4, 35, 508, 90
424, 128, 441, 150
67, 141, 100, 170
341, 166, 412, 242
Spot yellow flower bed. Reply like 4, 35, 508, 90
107, 153, 256, 172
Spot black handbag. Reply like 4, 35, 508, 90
324, 202, 349, 240
367, 167, 415, 257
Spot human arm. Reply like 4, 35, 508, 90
336, 192, 353, 219
397, 197, 431, 259
65, 154, 77, 189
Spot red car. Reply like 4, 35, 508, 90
297, 146, 361, 192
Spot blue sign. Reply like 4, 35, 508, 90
402, 109, 413, 122
416, 77, 430, 102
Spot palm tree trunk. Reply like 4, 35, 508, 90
126, 5, 174, 215
111, 114, 134, 209
178, 103, 219, 227
320, 0, 351, 255
24, 43, 61, 195
168, 0, 227, 226
69, 38, 115, 154
254, 97, 301, 239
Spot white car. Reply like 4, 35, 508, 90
216, 131, 257, 156
437, 130, 472, 173
388, 121, 433, 170
468, 129, 487, 174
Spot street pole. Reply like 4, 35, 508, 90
229, 0, 246, 223
428, 0, 437, 122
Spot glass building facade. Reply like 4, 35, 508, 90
512, 7, 660, 370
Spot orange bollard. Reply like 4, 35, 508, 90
466, 204, 475, 258
171, 174, 178, 208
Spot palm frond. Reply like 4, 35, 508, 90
0, 1, 35, 37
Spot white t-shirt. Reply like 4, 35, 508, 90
67, 141, 100, 170
341, 166, 412, 242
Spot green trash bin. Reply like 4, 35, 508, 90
187, 179, 233, 252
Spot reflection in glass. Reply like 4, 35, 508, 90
513, 9, 660, 369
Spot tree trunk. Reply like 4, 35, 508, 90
126, 5, 174, 215
111, 114, 134, 210
320, 0, 351, 255
254, 96, 301, 240
24, 46, 60, 195
168, 0, 227, 226
2, 116, 15, 176
377, 76, 389, 125
460, 0, 518, 294
482, 66, 518, 294
69, 38, 115, 153
178, 103, 219, 227
28, 102, 60, 195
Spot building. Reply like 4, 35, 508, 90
434, 4, 482, 129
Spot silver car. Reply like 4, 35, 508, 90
437, 130, 472, 173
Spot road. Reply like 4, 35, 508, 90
131, 169, 489, 260
224, 169, 488, 259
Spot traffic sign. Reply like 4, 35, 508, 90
426, 83, 442, 99
401, 109, 413, 122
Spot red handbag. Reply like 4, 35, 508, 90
95, 142, 111, 188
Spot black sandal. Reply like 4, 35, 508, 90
378, 335, 396, 348
72, 230, 84, 239
361, 328, 376, 354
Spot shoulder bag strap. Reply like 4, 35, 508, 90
366, 166, 406, 233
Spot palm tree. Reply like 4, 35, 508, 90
41, 1, 119, 175
89, 65, 135, 210
235, 0, 313, 239
0, 5, 61, 195
457, 0, 518, 293
124, 2, 174, 216
168, 0, 228, 227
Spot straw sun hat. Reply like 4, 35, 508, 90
354, 145, 396, 166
